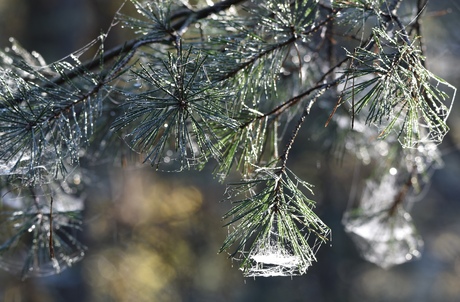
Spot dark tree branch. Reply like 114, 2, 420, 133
28, 0, 249, 127
220, 9, 340, 82
412, 0, 429, 66
50, 0, 248, 86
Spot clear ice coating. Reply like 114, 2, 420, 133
343, 174, 424, 268
0, 182, 86, 279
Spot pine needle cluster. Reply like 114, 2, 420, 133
0, 0, 455, 278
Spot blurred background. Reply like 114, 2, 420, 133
0, 0, 460, 301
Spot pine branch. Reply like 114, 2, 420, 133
0, 0, 456, 279
50, 0, 248, 86
221, 167, 330, 276
218, 8, 340, 82
0, 0, 249, 177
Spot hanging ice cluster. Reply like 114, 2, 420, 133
343, 174, 423, 268
243, 243, 305, 277
241, 221, 311, 278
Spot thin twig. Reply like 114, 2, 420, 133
49, 195, 55, 259
412, 0, 429, 67
388, 174, 413, 217
279, 107, 308, 172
